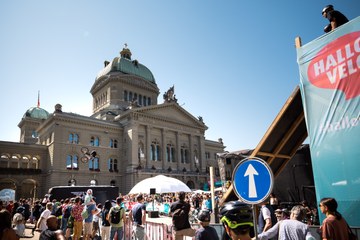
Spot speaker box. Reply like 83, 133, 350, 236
150, 188, 156, 195
148, 211, 159, 218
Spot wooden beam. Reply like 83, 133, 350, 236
267, 112, 305, 165
256, 151, 291, 159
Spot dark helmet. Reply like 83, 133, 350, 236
197, 210, 211, 222
219, 201, 253, 229
322, 4, 334, 15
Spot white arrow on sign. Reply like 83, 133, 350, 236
244, 164, 259, 198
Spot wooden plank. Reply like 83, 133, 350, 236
256, 151, 291, 159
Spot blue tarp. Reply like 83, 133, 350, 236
297, 16, 360, 226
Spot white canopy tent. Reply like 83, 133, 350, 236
128, 175, 192, 194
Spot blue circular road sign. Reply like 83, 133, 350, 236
232, 157, 274, 204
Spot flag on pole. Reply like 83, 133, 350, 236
37, 91, 40, 108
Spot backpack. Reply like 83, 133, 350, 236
172, 205, 187, 230
63, 205, 72, 218
55, 206, 62, 217
110, 207, 122, 224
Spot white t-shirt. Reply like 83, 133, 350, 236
261, 206, 272, 220
39, 209, 51, 231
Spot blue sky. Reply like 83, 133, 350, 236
0, 1, 359, 152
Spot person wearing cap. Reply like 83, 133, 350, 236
258, 205, 315, 240
219, 201, 254, 240
274, 209, 283, 222
322, 4, 349, 33
195, 210, 219, 240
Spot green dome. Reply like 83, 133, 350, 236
95, 46, 156, 84
23, 107, 50, 120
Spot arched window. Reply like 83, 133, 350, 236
68, 179, 76, 186
10, 155, 19, 168
151, 140, 161, 161
30, 157, 38, 169
0, 154, 9, 168
129, 92, 133, 102
147, 97, 151, 106
21, 156, 29, 169
66, 155, 78, 170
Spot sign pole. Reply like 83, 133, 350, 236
252, 204, 259, 240
209, 166, 215, 223
232, 157, 274, 240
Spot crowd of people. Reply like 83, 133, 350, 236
0, 188, 356, 240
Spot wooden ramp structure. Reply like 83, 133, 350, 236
220, 85, 308, 204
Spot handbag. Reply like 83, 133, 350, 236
81, 206, 89, 219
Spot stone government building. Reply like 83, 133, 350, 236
0, 45, 226, 200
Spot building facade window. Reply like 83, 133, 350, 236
109, 139, 118, 148
138, 94, 142, 105
21, 156, 29, 169
124, 90, 128, 101
143, 96, 147, 106
89, 157, 99, 171
166, 143, 176, 162
181, 145, 189, 164
31, 157, 38, 169
66, 155, 79, 170
0, 154, 9, 168
90, 136, 100, 147
69, 133, 79, 144
10, 155, 19, 168
108, 158, 118, 172
150, 140, 161, 161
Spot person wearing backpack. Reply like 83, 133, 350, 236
170, 191, 195, 240
108, 197, 126, 240
101, 200, 112, 240
129, 194, 146, 240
